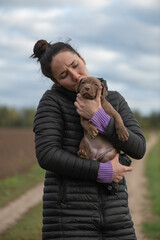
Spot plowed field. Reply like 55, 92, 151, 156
0, 128, 37, 179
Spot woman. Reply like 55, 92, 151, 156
32, 39, 146, 240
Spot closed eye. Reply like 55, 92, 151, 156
61, 72, 68, 79
73, 64, 78, 68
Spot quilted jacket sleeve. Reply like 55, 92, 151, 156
33, 90, 99, 181
104, 91, 146, 159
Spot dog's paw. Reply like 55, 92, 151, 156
117, 128, 129, 142
77, 149, 88, 159
88, 127, 98, 139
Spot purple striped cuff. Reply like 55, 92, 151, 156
89, 108, 111, 134
97, 161, 113, 183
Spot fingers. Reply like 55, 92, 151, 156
75, 94, 84, 108
74, 100, 79, 109
74, 101, 82, 116
76, 93, 83, 101
74, 94, 83, 107
125, 166, 133, 172
111, 153, 133, 183
96, 86, 102, 100
123, 165, 132, 173
113, 172, 126, 183
113, 177, 123, 183
113, 166, 132, 183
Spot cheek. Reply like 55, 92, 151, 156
93, 86, 97, 92
79, 85, 84, 92
94, 86, 99, 94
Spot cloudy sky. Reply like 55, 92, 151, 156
0, 0, 160, 115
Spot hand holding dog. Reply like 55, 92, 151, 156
111, 154, 132, 183
74, 86, 102, 119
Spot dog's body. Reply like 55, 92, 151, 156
77, 77, 129, 162
79, 132, 117, 162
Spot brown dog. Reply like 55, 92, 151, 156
77, 77, 129, 162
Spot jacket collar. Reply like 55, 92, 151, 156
51, 84, 77, 101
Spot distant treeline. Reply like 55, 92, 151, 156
0, 106, 160, 129
0, 106, 36, 127
134, 110, 160, 129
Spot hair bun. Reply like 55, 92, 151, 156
32, 39, 51, 60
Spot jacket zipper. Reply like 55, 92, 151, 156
59, 179, 64, 239
59, 179, 67, 208
98, 186, 103, 239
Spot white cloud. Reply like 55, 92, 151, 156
107, 81, 126, 92
128, 96, 160, 115
116, 62, 160, 90
0, 59, 7, 68
85, 47, 119, 61
132, 53, 160, 72
0, 8, 64, 32
33, 22, 54, 34
0, 33, 34, 59
80, 45, 120, 73
128, 0, 160, 9
80, 0, 111, 9
0, 0, 111, 10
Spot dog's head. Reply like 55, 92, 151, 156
76, 77, 107, 99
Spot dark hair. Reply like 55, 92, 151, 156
31, 39, 80, 80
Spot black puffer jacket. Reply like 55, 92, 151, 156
33, 79, 146, 240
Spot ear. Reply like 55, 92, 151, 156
101, 83, 108, 98
75, 79, 83, 93
51, 78, 61, 87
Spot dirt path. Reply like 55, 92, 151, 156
0, 133, 157, 237
0, 182, 43, 234
126, 133, 157, 240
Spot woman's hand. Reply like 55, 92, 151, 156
74, 86, 102, 119
110, 154, 132, 183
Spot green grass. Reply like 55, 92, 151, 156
0, 164, 45, 207
1, 203, 42, 240
143, 133, 160, 239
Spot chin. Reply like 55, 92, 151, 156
82, 93, 95, 99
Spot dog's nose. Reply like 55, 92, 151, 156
85, 87, 90, 91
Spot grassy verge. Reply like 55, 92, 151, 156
0, 164, 44, 208
143, 133, 160, 239
1, 203, 42, 240
142, 129, 155, 141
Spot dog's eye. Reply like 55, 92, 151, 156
81, 81, 85, 85
94, 83, 98, 86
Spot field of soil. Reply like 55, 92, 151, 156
0, 128, 37, 179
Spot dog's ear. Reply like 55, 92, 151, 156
76, 79, 83, 93
101, 82, 108, 98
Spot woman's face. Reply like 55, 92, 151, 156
51, 51, 90, 91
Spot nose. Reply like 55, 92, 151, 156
84, 84, 90, 91
69, 69, 81, 82
85, 86, 90, 91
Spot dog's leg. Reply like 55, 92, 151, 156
114, 116, 129, 142
77, 137, 91, 159
81, 117, 98, 139
101, 99, 129, 141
